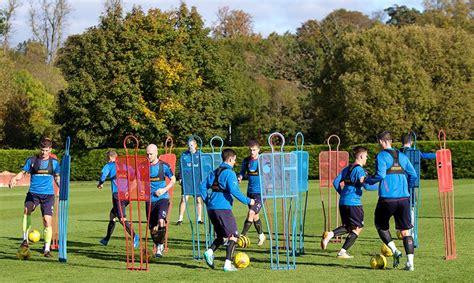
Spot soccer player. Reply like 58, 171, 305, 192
145, 144, 176, 257
9, 138, 60, 257
201, 149, 255, 272
97, 150, 139, 248
321, 146, 378, 259
400, 133, 436, 160
366, 131, 418, 271
176, 138, 203, 225
238, 140, 265, 246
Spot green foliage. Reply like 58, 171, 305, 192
385, 5, 422, 26
56, 3, 228, 148
1, 141, 472, 180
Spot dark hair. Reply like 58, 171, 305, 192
40, 138, 53, 148
222, 148, 237, 162
377, 131, 392, 142
352, 146, 368, 159
402, 133, 413, 145
248, 140, 259, 147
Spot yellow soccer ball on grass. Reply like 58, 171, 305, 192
234, 252, 250, 268
28, 230, 41, 243
237, 235, 250, 248
370, 254, 387, 269
381, 243, 393, 257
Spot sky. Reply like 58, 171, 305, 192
7, 0, 424, 46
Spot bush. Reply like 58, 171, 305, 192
0, 141, 472, 181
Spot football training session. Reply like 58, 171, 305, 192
0, 0, 473, 282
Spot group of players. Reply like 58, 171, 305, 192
8, 130, 432, 271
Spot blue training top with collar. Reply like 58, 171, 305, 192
366, 148, 417, 199
200, 163, 251, 210
99, 161, 117, 193
239, 156, 261, 194
23, 156, 60, 195
333, 164, 378, 206
150, 160, 174, 202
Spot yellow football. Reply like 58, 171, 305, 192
381, 243, 393, 257
28, 230, 41, 243
370, 254, 387, 269
237, 235, 250, 248
234, 252, 250, 268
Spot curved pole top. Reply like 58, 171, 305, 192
327, 134, 341, 151
123, 134, 139, 156
268, 132, 285, 153
164, 136, 173, 154
210, 135, 224, 153
438, 129, 446, 150
409, 130, 417, 149
295, 132, 304, 151
65, 136, 71, 155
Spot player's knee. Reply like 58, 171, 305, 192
400, 229, 411, 237
353, 227, 362, 235
229, 235, 237, 242
158, 219, 166, 227
24, 203, 35, 213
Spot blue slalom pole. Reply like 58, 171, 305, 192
58, 137, 71, 263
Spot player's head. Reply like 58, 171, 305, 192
39, 138, 52, 158
146, 144, 158, 163
187, 138, 197, 153
248, 140, 260, 158
352, 146, 368, 166
106, 150, 118, 162
222, 148, 237, 167
377, 130, 392, 148
402, 133, 413, 147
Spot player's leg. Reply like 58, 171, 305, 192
40, 194, 55, 257
204, 210, 224, 269
153, 199, 169, 257
117, 199, 139, 248
215, 210, 239, 272
395, 198, 415, 271
337, 206, 364, 259
100, 209, 116, 245
241, 209, 254, 236
176, 194, 186, 225
22, 192, 37, 246
375, 200, 402, 267
251, 194, 265, 245
197, 196, 203, 224
321, 205, 350, 250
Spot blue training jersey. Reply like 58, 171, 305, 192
99, 162, 117, 193
367, 148, 417, 199
239, 156, 261, 194
400, 146, 436, 160
200, 163, 251, 210
150, 161, 174, 202
333, 165, 378, 206
23, 157, 60, 195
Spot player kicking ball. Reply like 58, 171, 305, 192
200, 149, 255, 272
321, 146, 377, 259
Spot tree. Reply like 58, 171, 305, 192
0, 0, 21, 54
29, 0, 72, 64
420, 0, 474, 32
56, 3, 228, 148
212, 6, 253, 38
385, 5, 422, 26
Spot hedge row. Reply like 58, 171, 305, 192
1, 141, 472, 181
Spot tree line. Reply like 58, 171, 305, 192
0, 0, 472, 149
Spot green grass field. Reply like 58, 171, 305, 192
1, 180, 473, 282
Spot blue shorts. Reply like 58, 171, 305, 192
208, 209, 239, 238
375, 198, 412, 230
339, 205, 364, 228
25, 192, 55, 216
146, 199, 169, 229
247, 193, 262, 214
111, 193, 129, 219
